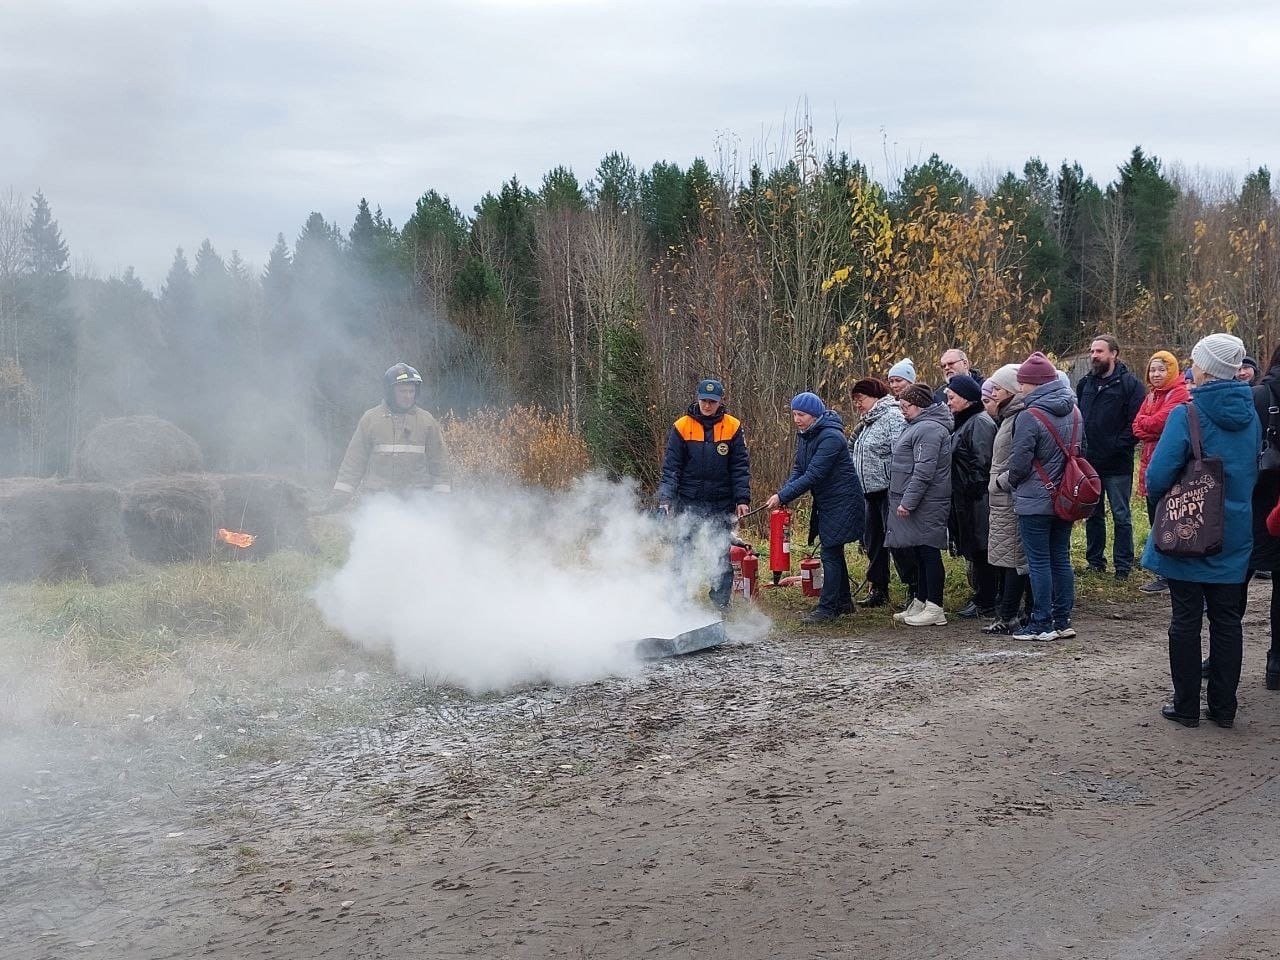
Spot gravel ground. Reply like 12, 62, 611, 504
4, 592, 1280, 960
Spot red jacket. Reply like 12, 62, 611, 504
1267, 494, 1280, 539
1131, 379, 1191, 496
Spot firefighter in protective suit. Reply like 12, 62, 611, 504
329, 363, 451, 506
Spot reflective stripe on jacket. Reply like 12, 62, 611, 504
333, 403, 451, 495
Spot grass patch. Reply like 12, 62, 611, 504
745, 492, 1155, 631
0, 540, 389, 731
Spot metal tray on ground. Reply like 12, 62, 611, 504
635, 619, 727, 659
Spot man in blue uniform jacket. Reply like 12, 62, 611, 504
658, 378, 752, 609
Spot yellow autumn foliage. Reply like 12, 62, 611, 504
442, 405, 592, 490
821, 184, 1044, 395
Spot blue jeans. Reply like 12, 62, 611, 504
1085, 472, 1134, 574
1018, 514, 1076, 631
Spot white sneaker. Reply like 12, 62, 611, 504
894, 598, 925, 622
1056, 626, 1077, 639
1013, 626, 1058, 641
904, 601, 947, 626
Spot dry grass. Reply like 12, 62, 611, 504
744, 494, 1155, 632
443, 405, 592, 489
0, 547, 370, 730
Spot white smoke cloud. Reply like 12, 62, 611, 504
314, 476, 753, 693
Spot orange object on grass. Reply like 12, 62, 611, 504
217, 528, 255, 548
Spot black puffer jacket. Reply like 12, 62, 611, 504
949, 403, 995, 558
1250, 365, 1280, 570
1076, 361, 1144, 476
657, 403, 750, 512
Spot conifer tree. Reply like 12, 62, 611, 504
19, 191, 76, 472
1116, 146, 1178, 290
893, 154, 973, 216
589, 152, 639, 215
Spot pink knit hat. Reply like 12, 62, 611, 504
1017, 352, 1058, 386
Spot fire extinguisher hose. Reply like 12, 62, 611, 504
734, 503, 770, 524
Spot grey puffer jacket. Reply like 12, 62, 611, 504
886, 402, 954, 550
849, 395, 906, 494
997, 381, 1080, 517
988, 393, 1028, 571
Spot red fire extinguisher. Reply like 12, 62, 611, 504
729, 544, 747, 598
800, 555, 823, 597
729, 543, 760, 601
740, 549, 759, 600
769, 508, 792, 585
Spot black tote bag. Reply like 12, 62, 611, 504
1153, 405, 1225, 558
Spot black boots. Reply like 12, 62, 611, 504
1268, 651, 1280, 691
1204, 708, 1235, 729
1162, 704, 1199, 727
801, 607, 839, 624
857, 588, 889, 608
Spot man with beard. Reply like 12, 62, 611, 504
1076, 334, 1145, 579
658, 378, 752, 610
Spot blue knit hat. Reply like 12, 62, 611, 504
945, 374, 982, 403
790, 392, 826, 417
887, 358, 916, 383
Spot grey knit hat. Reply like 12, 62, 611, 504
887, 358, 916, 383
989, 363, 1021, 395
1191, 333, 1246, 380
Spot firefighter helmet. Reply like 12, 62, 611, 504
383, 362, 423, 408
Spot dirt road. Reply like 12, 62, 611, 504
4, 595, 1280, 959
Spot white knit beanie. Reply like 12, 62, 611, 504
1191, 333, 1245, 381
887, 358, 916, 382
989, 363, 1021, 395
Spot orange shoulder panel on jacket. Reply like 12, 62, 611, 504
715, 414, 742, 442
674, 415, 704, 442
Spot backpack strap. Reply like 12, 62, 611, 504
1266, 380, 1280, 418
1026, 407, 1080, 491
1027, 406, 1079, 456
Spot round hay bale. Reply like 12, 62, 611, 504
73, 415, 205, 486
0, 479, 132, 584
214, 474, 315, 559
122, 474, 223, 564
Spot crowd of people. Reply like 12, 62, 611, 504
659, 333, 1280, 730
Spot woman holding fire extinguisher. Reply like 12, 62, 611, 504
764, 392, 864, 624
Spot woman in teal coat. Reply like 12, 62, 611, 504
1142, 334, 1260, 729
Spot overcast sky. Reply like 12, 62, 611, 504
4, 0, 1279, 289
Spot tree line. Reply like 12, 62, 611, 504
1, 138, 1276, 491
